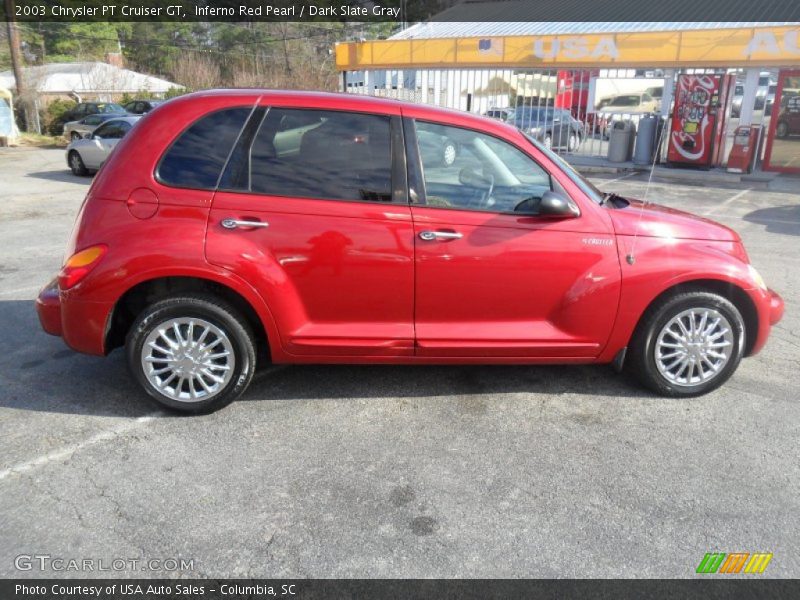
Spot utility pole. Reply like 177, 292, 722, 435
4, 0, 32, 131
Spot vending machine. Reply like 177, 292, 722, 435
667, 74, 735, 168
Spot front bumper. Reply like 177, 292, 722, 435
36, 277, 62, 337
768, 288, 784, 326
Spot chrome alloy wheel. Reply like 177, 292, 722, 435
655, 308, 733, 388
69, 153, 82, 170
141, 317, 235, 402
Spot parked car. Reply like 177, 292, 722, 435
55, 102, 127, 133
66, 116, 141, 175
512, 107, 584, 151
63, 112, 129, 142
599, 93, 659, 114
36, 90, 784, 413
123, 99, 165, 114
775, 95, 800, 138
484, 107, 515, 122
595, 92, 660, 137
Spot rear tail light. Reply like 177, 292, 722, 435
58, 245, 107, 290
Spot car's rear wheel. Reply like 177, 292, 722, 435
70, 132, 82, 142
126, 295, 256, 414
68, 151, 88, 176
628, 291, 745, 397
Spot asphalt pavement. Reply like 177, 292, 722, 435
0, 148, 798, 578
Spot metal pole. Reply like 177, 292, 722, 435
5, 0, 32, 132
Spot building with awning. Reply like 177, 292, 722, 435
336, 20, 800, 173
0, 62, 182, 102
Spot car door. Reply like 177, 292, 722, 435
788, 97, 800, 133
81, 120, 126, 168
406, 117, 621, 358
551, 110, 568, 148
79, 115, 103, 138
205, 104, 415, 357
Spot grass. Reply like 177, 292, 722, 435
13, 132, 68, 149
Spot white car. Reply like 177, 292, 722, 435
66, 116, 141, 175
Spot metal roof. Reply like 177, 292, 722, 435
0, 62, 182, 94
391, 21, 800, 40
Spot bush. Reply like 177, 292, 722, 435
45, 99, 77, 136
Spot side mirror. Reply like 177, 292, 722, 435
538, 190, 580, 218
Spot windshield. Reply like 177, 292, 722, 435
523, 133, 604, 204
97, 103, 125, 113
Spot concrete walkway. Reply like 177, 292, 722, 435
569, 155, 799, 192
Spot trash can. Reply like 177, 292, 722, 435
608, 120, 636, 163
633, 114, 658, 165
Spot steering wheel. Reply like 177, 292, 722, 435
480, 173, 495, 208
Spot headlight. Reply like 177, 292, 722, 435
748, 264, 767, 291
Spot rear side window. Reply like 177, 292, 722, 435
246, 108, 392, 203
158, 107, 251, 190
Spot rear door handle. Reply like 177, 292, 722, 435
221, 218, 269, 230
419, 230, 463, 241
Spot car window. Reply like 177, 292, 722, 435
94, 121, 132, 139
610, 95, 640, 107
97, 103, 125, 114
157, 107, 252, 190
244, 108, 392, 203
124, 102, 135, 112
415, 120, 552, 214
84, 115, 103, 126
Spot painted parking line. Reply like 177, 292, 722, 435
702, 188, 752, 216
0, 412, 161, 482
594, 172, 640, 186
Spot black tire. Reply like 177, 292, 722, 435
627, 291, 745, 397
776, 121, 789, 139
68, 151, 88, 176
126, 295, 256, 414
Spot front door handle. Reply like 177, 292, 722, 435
221, 218, 269, 230
419, 230, 463, 241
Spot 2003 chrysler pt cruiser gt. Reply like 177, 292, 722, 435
36, 90, 784, 413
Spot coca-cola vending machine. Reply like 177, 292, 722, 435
667, 74, 735, 167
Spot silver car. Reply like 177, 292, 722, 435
66, 116, 141, 175
63, 112, 128, 142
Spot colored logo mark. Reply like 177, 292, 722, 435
696, 552, 773, 574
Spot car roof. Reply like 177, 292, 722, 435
101, 116, 142, 125
166, 88, 521, 137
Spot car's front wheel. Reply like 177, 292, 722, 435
567, 132, 579, 152
126, 295, 256, 414
628, 291, 745, 397
68, 151, 88, 176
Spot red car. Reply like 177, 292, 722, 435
36, 90, 784, 413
